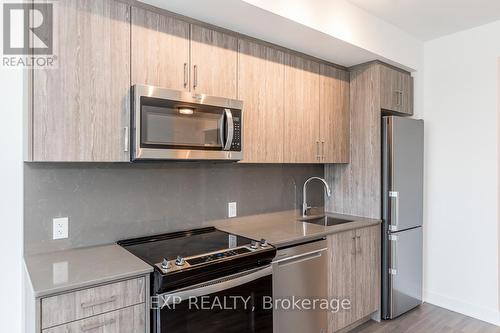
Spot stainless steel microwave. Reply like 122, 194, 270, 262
132, 85, 243, 161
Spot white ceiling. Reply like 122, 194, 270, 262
346, 0, 500, 41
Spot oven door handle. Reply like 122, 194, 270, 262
159, 265, 271, 305
223, 108, 234, 151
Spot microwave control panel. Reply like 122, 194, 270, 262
231, 111, 242, 151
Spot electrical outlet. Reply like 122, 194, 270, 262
53, 217, 68, 240
228, 202, 237, 218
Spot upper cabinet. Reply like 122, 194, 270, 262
28, 4, 358, 163
283, 54, 321, 163
31, 0, 131, 162
379, 63, 414, 115
191, 25, 238, 99
320, 64, 350, 163
131, 7, 190, 90
238, 39, 285, 163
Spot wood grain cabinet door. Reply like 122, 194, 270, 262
238, 39, 285, 163
328, 230, 356, 332
319, 64, 350, 163
32, 0, 130, 161
131, 7, 190, 90
283, 54, 320, 163
42, 304, 145, 333
379, 64, 403, 113
402, 74, 414, 115
191, 25, 238, 99
379, 64, 413, 115
354, 225, 381, 320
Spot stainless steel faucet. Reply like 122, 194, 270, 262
302, 177, 332, 217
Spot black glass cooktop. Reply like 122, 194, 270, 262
118, 227, 254, 266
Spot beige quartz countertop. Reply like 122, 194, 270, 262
214, 210, 381, 248
24, 244, 153, 298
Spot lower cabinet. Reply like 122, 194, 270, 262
38, 277, 148, 333
43, 304, 145, 333
327, 225, 381, 332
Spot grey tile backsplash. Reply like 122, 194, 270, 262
24, 163, 324, 255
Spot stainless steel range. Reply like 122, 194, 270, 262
118, 227, 275, 333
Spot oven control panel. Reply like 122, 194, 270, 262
187, 247, 250, 265
155, 241, 269, 274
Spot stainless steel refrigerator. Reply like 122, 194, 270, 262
382, 116, 424, 320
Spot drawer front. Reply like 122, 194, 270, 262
42, 277, 145, 329
43, 303, 145, 333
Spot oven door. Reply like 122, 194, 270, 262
153, 266, 272, 333
132, 85, 243, 161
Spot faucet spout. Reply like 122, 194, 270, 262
302, 177, 332, 217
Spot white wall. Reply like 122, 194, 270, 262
423, 20, 500, 325
0, 1, 24, 331
0, 65, 24, 332
242, 0, 422, 71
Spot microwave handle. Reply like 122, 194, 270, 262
223, 108, 234, 151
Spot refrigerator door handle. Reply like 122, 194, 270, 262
389, 234, 398, 275
389, 191, 399, 231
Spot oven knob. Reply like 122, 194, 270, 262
250, 241, 259, 249
161, 258, 170, 270
260, 239, 268, 247
175, 256, 185, 266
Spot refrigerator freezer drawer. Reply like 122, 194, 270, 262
387, 227, 423, 319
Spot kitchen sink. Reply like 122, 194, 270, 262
300, 215, 354, 226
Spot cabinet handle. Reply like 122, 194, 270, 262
351, 236, 356, 255
395, 90, 403, 107
321, 140, 325, 161
193, 64, 198, 89
81, 295, 117, 309
183, 63, 188, 88
123, 127, 129, 152
81, 319, 116, 332
356, 235, 361, 254
316, 140, 320, 161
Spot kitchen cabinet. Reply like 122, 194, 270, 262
328, 224, 381, 332
354, 225, 381, 319
238, 39, 285, 163
29, 2, 355, 163
131, 6, 190, 90
320, 64, 350, 163
191, 25, 238, 99
326, 63, 382, 219
328, 229, 356, 332
132, 11, 236, 97
43, 304, 145, 333
30, 0, 131, 162
283, 53, 321, 163
379, 63, 413, 115
38, 276, 148, 333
